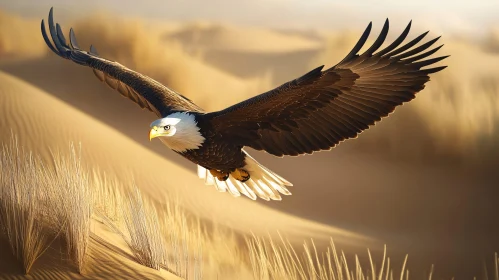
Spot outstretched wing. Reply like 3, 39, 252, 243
204, 19, 448, 157
41, 8, 203, 117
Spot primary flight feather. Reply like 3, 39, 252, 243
41, 8, 448, 201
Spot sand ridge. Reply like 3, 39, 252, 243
0, 8, 498, 278
0, 70, 372, 245
166, 22, 323, 53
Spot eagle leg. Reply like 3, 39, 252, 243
231, 168, 250, 182
209, 169, 229, 181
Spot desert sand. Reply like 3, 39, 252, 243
0, 8, 498, 279
0, 69, 372, 279
166, 23, 323, 53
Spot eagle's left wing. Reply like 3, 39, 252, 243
41, 8, 203, 117
205, 19, 448, 157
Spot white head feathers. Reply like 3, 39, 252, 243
150, 112, 205, 152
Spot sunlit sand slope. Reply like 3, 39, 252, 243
0, 71, 373, 248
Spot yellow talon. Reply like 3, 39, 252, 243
209, 169, 229, 181
231, 169, 250, 182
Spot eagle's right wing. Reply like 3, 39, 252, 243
41, 8, 203, 117
205, 19, 448, 157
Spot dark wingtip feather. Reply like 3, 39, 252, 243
47, 7, 66, 53
385, 30, 429, 58
422, 65, 448, 74
401, 44, 444, 64
55, 23, 67, 47
393, 35, 442, 60
336, 21, 372, 65
296, 65, 324, 84
362, 18, 389, 56
41, 19, 59, 55
413, 55, 450, 68
89, 45, 99, 56
69, 28, 81, 50
375, 20, 412, 57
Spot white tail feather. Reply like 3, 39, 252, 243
196, 151, 293, 201
214, 179, 228, 192
197, 165, 206, 179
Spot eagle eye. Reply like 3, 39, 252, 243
164, 125, 171, 130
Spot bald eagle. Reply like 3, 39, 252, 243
41, 8, 448, 201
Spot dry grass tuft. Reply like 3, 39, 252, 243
91, 168, 124, 224
121, 183, 165, 270
246, 233, 415, 280
85, 165, 209, 279
2, 135, 498, 279
0, 135, 59, 274
203, 223, 247, 277
51, 143, 93, 273
159, 197, 204, 279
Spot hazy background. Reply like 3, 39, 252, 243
0, 0, 498, 278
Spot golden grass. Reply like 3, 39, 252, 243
91, 171, 206, 278
0, 8, 498, 278
247, 234, 418, 280
89, 166, 244, 279
1, 136, 498, 279
0, 137, 96, 275
50, 143, 94, 273
247, 235, 499, 280
91, 168, 124, 224
160, 196, 201, 278
122, 184, 165, 270
0, 135, 59, 274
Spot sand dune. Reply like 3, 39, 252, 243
0, 10, 47, 58
162, 22, 325, 83
68, 13, 273, 112
2, 57, 497, 277
484, 26, 499, 53
165, 22, 323, 53
160, 20, 326, 83
0, 230, 181, 280
0, 9, 272, 111
0, 69, 372, 253
1, 9, 499, 278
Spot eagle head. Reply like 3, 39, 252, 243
149, 112, 205, 152
149, 117, 180, 140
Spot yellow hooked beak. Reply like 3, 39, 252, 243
149, 126, 160, 141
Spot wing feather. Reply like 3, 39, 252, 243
41, 8, 203, 116
205, 19, 448, 157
